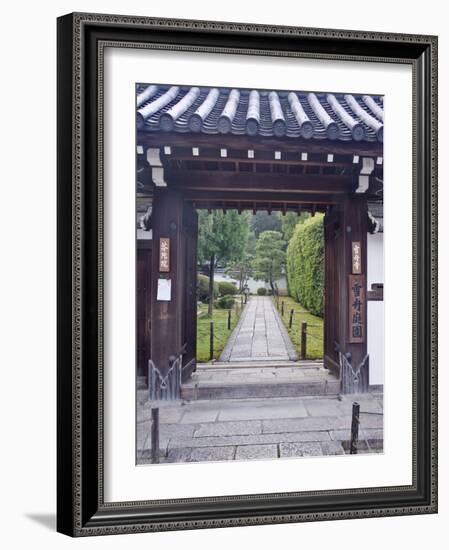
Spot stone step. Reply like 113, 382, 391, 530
181, 378, 340, 400
198, 360, 323, 370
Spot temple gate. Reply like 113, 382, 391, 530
136, 84, 384, 393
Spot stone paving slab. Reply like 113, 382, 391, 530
179, 409, 219, 424
218, 401, 308, 421
164, 448, 192, 463
138, 403, 184, 424
189, 446, 236, 462
338, 398, 384, 414
262, 416, 349, 433
138, 435, 170, 454
329, 429, 352, 441
235, 444, 278, 460
136, 394, 383, 463
360, 428, 384, 440
279, 442, 323, 457
303, 399, 347, 417
138, 422, 196, 441
194, 420, 262, 437
329, 427, 384, 442
167, 430, 332, 450
320, 440, 345, 455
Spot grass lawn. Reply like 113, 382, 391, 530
274, 296, 324, 360
196, 302, 242, 362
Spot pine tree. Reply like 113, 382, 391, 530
198, 210, 250, 316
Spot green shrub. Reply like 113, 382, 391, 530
216, 295, 235, 309
257, 287, 267, 296
218, 281, 238, 296
286, 214, 324, 317
197, 274, 219, 303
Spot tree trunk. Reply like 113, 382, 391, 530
239, 269, 244, 292
208, 253, 215, 317
269, 264, 275, 294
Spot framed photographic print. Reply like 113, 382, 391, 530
57, 12, 438, 536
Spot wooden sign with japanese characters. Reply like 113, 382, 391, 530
159, 237, 170, 273
348, 274, 366, 343
352, 241, 362, 274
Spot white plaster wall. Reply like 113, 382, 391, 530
367, 232, 384, 385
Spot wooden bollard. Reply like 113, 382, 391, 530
300, 321, 307, 360
227, 309, 231, 330
151, 407, 160, 464
209, 321, 214, 360
350, 402, 360, 455
289, 309, 294, 329
281, 301, 284, 316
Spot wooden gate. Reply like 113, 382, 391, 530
181, 203, 198, 380
137, 243, 152, 379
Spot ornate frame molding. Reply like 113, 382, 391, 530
57, 12, 437, 536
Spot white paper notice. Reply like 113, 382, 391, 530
157, 278, 171, 301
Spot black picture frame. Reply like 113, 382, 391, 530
57, 12, 438, 536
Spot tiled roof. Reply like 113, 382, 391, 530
136, 84, 384, 143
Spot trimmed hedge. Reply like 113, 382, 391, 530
218, 281, 238, 296
216, 295, 236, 309
257, 287, 267, 296
286, 214, 324, 317
197, 274, 219, 303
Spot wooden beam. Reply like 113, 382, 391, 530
137, 131, 383, 156
166, 170, 356, 194
163, 151, 373, 169
182, 190, 340, 204
193, 201, 328, 213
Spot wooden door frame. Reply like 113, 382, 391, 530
147, 188, 369, 392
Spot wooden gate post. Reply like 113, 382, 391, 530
324, 197, 369, 392
150, 189, 185, 377
340, 196, 368, 392
300, 321, 307, 360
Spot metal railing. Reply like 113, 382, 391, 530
147, 356, 182, 401
339, 351, 369, 394
147, 344, 187, 402
275, 299, 322, 360
144, 345, 188, 464
349, 401, 383, 454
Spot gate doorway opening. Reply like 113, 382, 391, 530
193, 205, 322, 365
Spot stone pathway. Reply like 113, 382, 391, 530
219, 296, 297, 362
136, 391, 383, 464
